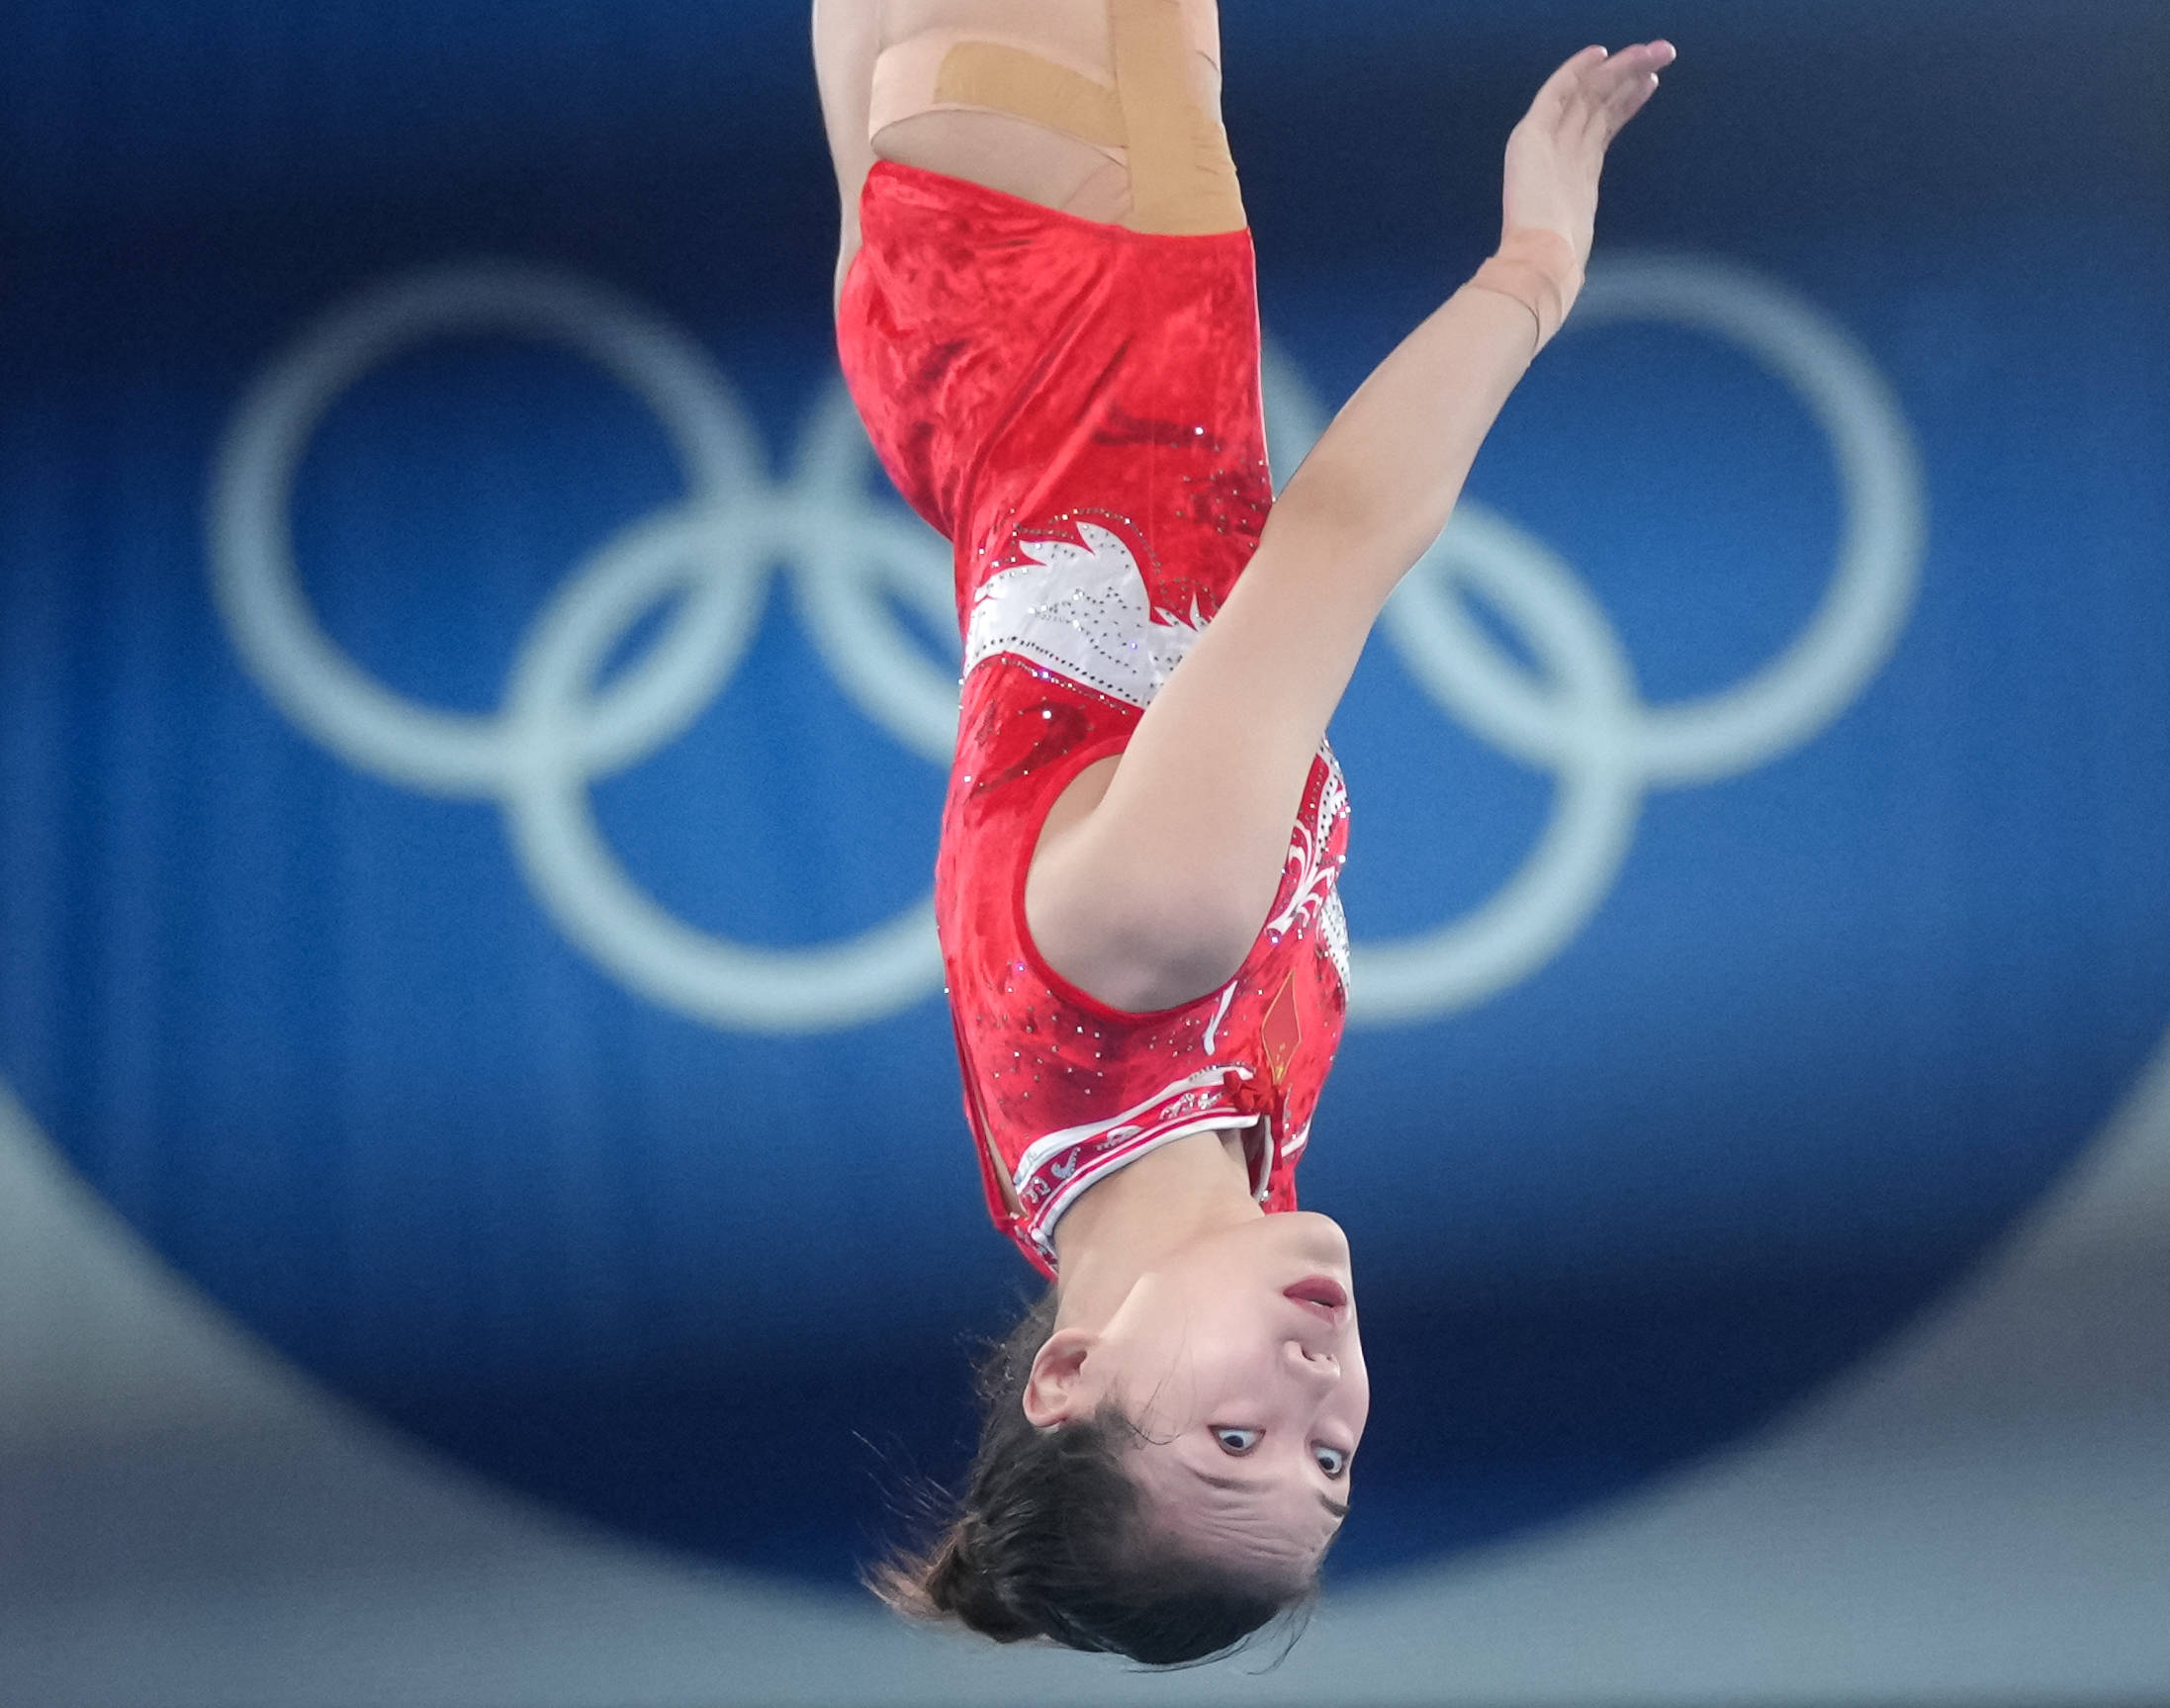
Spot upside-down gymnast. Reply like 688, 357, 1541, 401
818, 0, 1673, 1663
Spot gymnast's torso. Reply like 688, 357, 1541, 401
823, 0, 1354, 1275
837, 159, 1351, 1277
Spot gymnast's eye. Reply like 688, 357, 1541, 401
1313, 1444, 1349, 1478
1212, 1426, 1262, 1455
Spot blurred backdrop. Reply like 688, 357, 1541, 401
2, 0, 2167, 1702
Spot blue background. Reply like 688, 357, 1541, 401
2, 0, 2166, 1585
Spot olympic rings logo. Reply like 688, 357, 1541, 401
209, 257, 1925, 1034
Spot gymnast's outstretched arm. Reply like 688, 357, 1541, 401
1028, 41, 1675, 1008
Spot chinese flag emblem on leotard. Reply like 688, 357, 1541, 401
1261, 974, 1303, 1088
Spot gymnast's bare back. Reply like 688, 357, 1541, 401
813, 0, 1227, 304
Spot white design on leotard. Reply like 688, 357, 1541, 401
1267, 754, 1353, 992
1203, 978, 1241, 1051
962, 518, 1208, 707
1317, 888, 1351, 992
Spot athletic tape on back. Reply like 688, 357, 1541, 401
933, 41, 1130, 151
873, 0, 1243, 235
1107, 0, 1244, 235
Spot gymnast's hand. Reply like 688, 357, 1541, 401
1501, 40, 1675, 272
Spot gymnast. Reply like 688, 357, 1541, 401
817, 0, 1673, 1663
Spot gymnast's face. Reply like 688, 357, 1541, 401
1027, 1212, 1369, 1576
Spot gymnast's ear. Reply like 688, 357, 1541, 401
1021, 1326, 1099, 1428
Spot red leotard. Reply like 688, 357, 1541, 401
838, 160, 1350, 1279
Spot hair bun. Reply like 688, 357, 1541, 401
941, 1524, 1041, 1641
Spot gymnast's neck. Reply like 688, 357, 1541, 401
1049, 1126, 1261, 1329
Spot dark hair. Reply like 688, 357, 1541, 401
865, 1289, 1317, 1665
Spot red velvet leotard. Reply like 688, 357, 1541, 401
837, 161, 1350, 1279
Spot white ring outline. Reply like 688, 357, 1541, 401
210, 255, 1926, 1034
210, 263, 955, 1033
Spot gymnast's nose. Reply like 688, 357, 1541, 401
1286, 1339, 1340, 1383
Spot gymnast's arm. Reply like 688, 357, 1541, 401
1028, 41, 1675, 1008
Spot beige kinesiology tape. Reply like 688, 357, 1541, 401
920, 0, 1245, 236
1104, 0, 1244, 235
932, 43, 1129, 151
1468, 227, 1584, 355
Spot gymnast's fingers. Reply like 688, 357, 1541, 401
1590, 42, 1675, 142
1530, 43, 1611, 124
